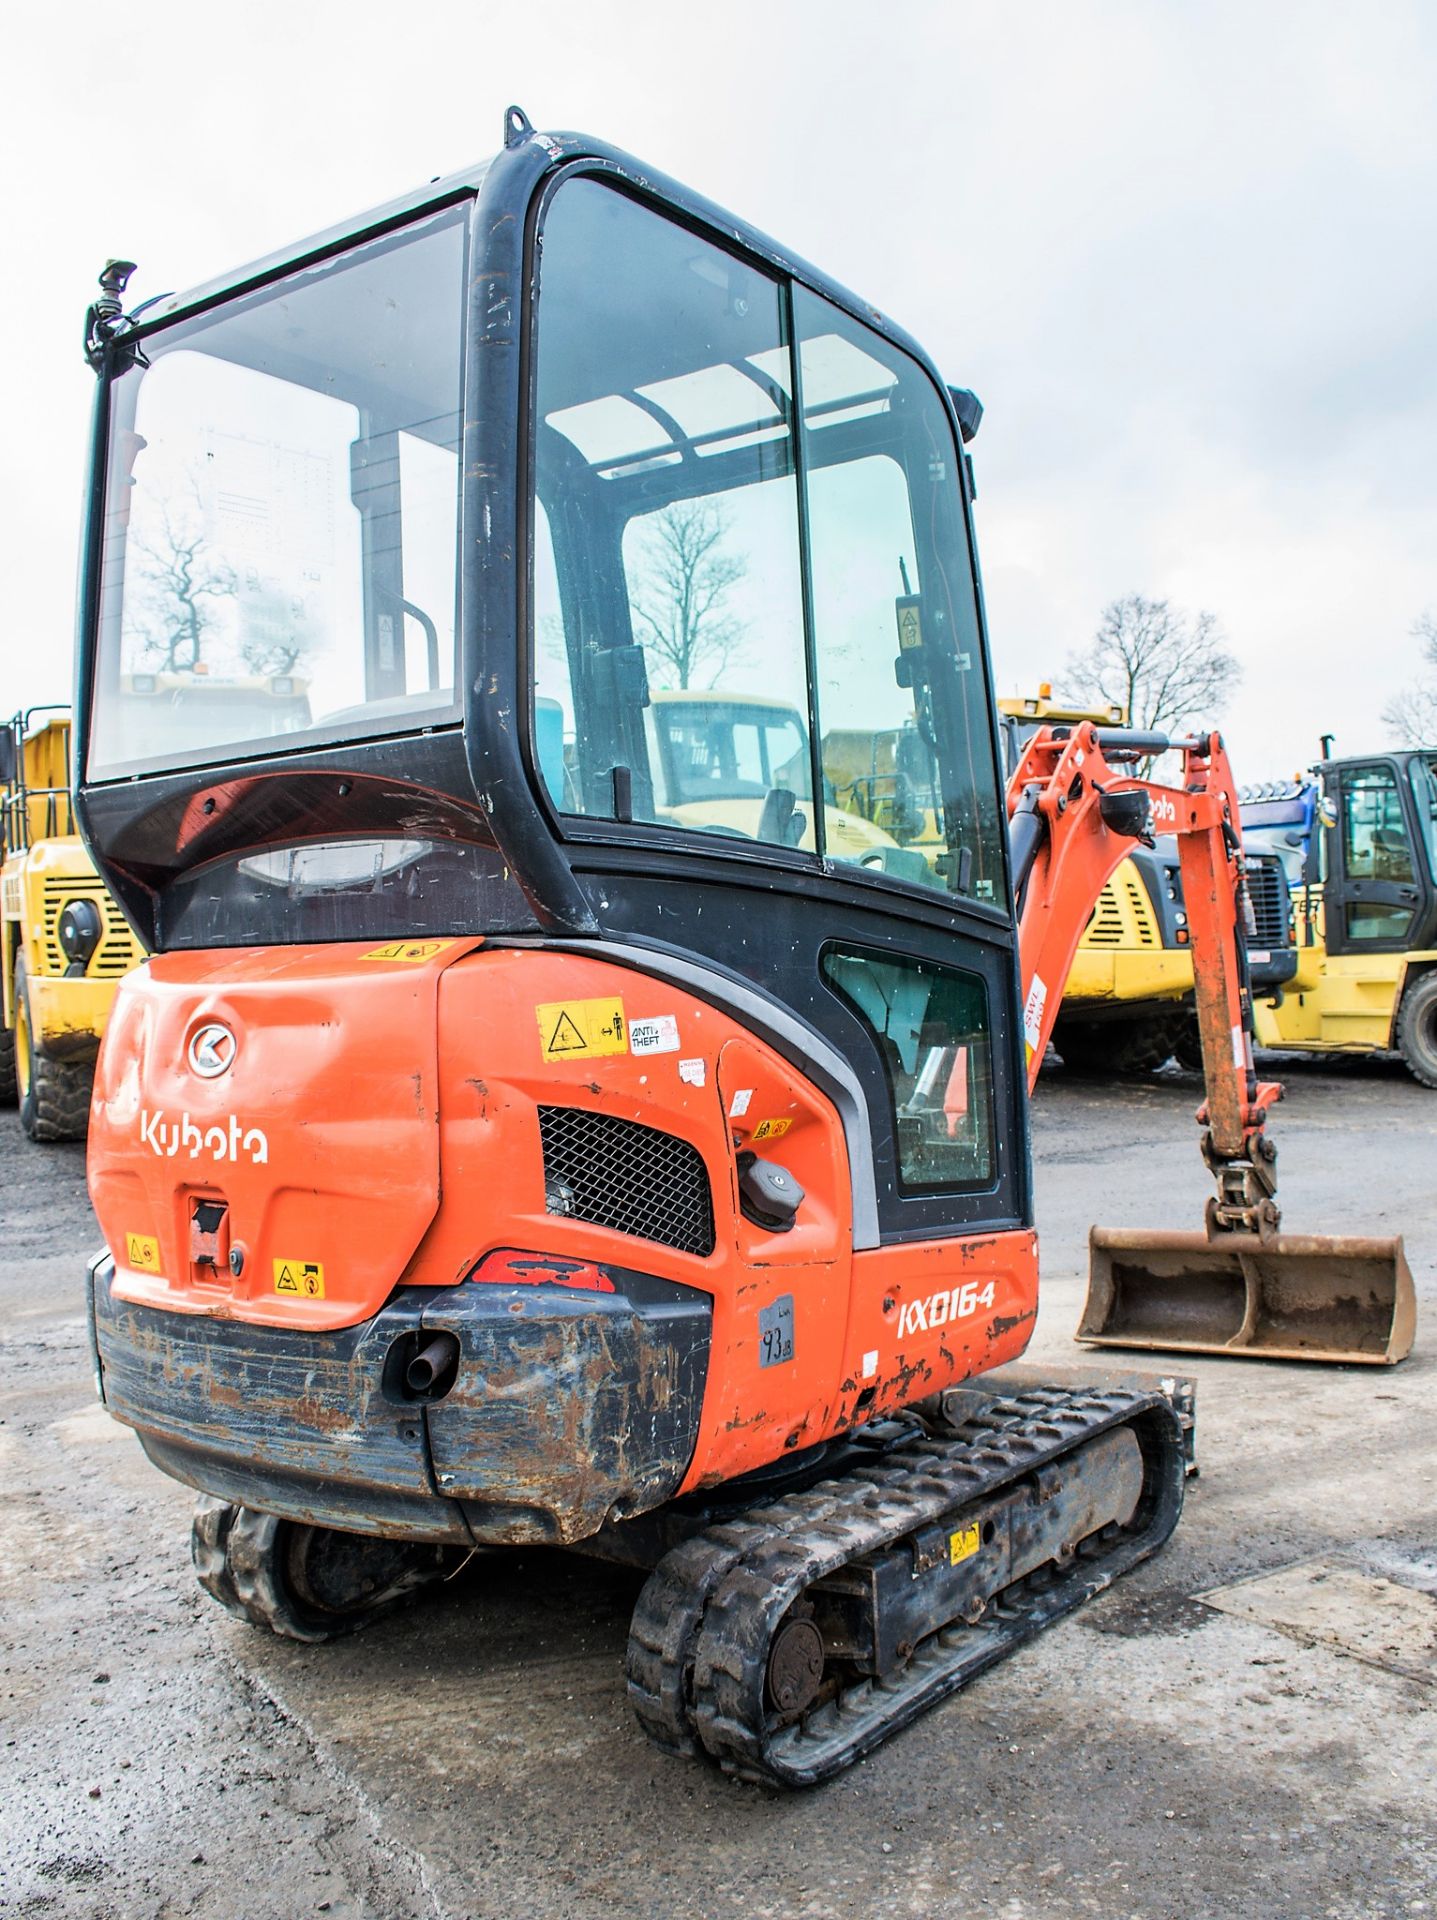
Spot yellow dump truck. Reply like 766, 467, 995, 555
1, 708, 146, 1139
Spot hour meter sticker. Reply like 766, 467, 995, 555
361, 940, 457, 964
535, 997, 628, 1061
274, 1259, 325, 1299
126, 1232, 161, 1273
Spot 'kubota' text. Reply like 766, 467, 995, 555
139, 1109, 269, 1164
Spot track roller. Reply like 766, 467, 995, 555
191, 1497, 462, 1642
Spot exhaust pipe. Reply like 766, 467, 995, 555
1079, 1228, 1416, 1366
405, 1332, 461, 1398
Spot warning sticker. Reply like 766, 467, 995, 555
274, 1259, 325, 1299
535, 997, 627, 1061
361, 940, 457, 965
126, 1232, 161, 1274
678, 1057, 706, 1087
949, 1522, 981, 1566
752, 1116, 793, 1141
630, 1014, 680, 1056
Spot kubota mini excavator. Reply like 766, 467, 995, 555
74, 112, 1412, 1789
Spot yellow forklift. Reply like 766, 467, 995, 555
1, 708, 146, 1139
1245, 751, 1437, 1084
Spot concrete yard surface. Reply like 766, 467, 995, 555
1, 1051, 1433, 1919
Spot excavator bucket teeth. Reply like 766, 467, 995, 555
1079, 1228, 1416, 1366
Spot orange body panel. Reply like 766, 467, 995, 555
88, 940, 1039, 1493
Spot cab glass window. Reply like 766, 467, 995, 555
1412, 755, 1437, 880
532, 178, 812, 850
91, 205, 467, 779
1341, 767, 1414, 882
823, 946, 995, 1192
795, 288, 1006, 904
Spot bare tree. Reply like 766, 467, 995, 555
239, 583, 312, 678
1382, 613, 1437, 747
132, 501, 236, 673
629, 499, 748, 689
1063, 594, 1241, 735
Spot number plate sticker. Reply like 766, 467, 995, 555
759, 1294, 795, 1367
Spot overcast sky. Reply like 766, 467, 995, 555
4, 0, 1435, 777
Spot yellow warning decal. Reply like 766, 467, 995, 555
126, 1232, 161, 1274
752, 1117, 793, 1141
274, 1259, 326, 1299
949, 1522, 981, 1566
361, 940, 457, 965
535, 997, 627, 1061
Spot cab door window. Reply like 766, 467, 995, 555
794, 287, 1006, 905
1340, 766, 1418, 942
532, 178, 812, 851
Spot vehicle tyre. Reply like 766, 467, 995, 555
1054, 1011, 1186, 1076
1171, 1015, 1204, 1072
191, 1498, 462, 1643
1396, 970, 1437, 1089
14, 958, 94, 1143
0, 1019, 15, 1106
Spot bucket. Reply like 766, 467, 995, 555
1079, 1228, 1416, 1365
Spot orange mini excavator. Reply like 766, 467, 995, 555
75, 112, 1410, 1787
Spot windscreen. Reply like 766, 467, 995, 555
89, 204, 468, 779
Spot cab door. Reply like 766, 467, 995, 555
1326, 762, 1425, 955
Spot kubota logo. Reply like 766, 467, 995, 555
1148, 793, 1178, 827
187, 1023, 237, 1079
139, 1109, 269, 1164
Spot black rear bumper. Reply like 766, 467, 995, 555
87, 1255, 710, 1546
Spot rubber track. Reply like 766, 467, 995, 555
191, 1499, 455, 1643
628, 1386, 1185, 1787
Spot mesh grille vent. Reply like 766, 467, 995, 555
538, 1106, 715, 1257
1244, 859, 1290, 949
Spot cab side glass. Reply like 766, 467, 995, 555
1341, 765, 1416, 941
533, 178, 812, 850
794, 287, 1006, 904
823, 945, 995, 1192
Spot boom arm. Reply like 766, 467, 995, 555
1008, 722, 1284, 1240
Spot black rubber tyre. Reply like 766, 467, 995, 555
191, 1497, 461, 1643
14, 958, 94, 1143
1171, 1014, 1204, 1072
1054, 1010, 1187, 1076
0, 1019, 15, 1107
1396, 970, 1437, 1089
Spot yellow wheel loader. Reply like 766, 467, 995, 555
1245, 751, 1437, 1084
0, 708, 146, 1139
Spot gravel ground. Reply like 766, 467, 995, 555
1, 1050, 1433, 1919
